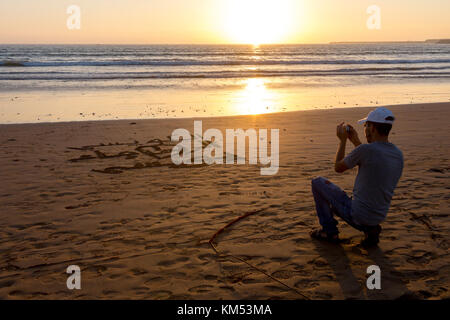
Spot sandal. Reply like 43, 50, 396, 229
310, 228, 340, 244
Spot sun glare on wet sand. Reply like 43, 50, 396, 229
231, 78, 280, 115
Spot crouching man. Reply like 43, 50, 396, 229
310, 107, 403, 247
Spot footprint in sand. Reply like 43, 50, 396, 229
144, 276, 164, 284
0, 280, 15, 288
294, 279, 319, 289
157, 256, 189, 267
148, 290, 172, 299
271, 270, 293, 279
130, 268, 148, 276
8, 290, 24, 297
188, 285, 213, 293
406, 250, 438, 265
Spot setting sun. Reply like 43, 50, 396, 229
221, 0, 300, 45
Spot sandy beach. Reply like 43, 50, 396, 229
0, 102, 449, 300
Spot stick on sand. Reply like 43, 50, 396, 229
209, 208, 310, 300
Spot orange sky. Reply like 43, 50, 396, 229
0, 0, 449, 44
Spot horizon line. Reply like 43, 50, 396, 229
0, 39, 448, 46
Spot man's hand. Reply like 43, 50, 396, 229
336, 122, 348, 142
335, 122, 349, 173
347, 124, 362, 147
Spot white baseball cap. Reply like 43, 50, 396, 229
358, 107, 395, 125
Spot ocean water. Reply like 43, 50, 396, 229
0, 43, 449, 123
1, 43, 450, 89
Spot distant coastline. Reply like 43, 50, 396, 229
330, 39, 450, 44
425, 39, 450, 44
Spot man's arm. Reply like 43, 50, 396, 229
335, 122, 349, 173
335, 140, 349, 173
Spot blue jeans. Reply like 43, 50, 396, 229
311, 177, 366, 235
